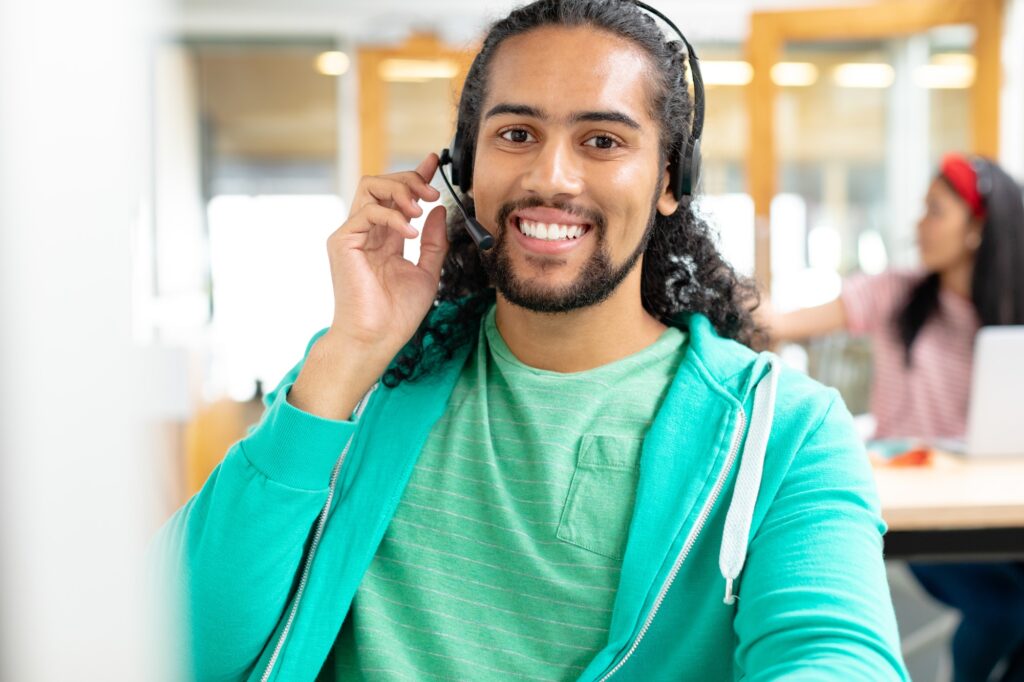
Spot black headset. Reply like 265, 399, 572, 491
438, 0, 705, 251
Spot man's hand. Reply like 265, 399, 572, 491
289, 153, 450, 420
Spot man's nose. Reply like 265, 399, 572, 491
520, 137, 584, 199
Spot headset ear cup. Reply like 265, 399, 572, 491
672, 137, 701, 200
688, 137, 701, 197
449, 126, 473, 194
670, 142, 688, 201
669, 146, 684, 201
448, 129, 462, 189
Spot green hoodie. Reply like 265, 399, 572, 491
159, 311, 908, 681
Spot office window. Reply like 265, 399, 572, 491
151, 42, 343, 399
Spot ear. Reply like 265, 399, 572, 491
966, 219, 984, 250
656, 167, 680, 216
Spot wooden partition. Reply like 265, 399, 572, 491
358, 33, 476, 177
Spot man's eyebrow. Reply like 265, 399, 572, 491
570, 110, 641, 130
484, 103, 642, 130
484, 103, 545, 119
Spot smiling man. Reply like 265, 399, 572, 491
161, 1, 909, 680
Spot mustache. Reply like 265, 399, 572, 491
494, 197, 606, 236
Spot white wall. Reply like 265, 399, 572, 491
1001, 0, 1024, 180
0, 0, 171, 679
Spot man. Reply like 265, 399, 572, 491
162, 1, 908, 679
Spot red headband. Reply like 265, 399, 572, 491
940, 152, 987, 218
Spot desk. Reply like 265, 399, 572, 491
875, 453, 1024, 560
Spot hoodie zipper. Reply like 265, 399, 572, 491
597, 407, 746, 681
260, 382, 378, 682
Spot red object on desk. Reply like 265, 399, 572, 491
886, 447, 934, 468
869, 446, 935, 468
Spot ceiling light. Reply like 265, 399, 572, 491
833, 63, 894, 88
771, 62, 818, 87
379, 58, 459, 82
316, 51, 350, 76
701, 60, 753, 87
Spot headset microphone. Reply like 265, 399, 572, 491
437, 149, 494, 251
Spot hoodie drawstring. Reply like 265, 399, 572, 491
719, 353, 781, 605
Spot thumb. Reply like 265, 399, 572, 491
417, 204, 449, 281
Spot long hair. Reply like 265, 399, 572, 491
384, 0, 760, 387
897, 157, 1024, 362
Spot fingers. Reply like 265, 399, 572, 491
342, 204, 418, 240
365, 179, 425, 219
355, 161, 441, 215
417, 204, 449, 280
338, 154, 445, 251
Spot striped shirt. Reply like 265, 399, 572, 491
325, 306, 686, 680
841, 270, 979, 439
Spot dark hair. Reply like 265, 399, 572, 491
897, 157, 1024, 362
384, 0, 761, 387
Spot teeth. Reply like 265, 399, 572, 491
518, 218, 588, 241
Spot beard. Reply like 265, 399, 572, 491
479, 195, 658, 314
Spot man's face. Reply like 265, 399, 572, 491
471, 25, 679, 313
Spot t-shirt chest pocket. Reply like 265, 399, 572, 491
556, 434, 643, 561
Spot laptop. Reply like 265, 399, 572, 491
964, 325, 1024, 457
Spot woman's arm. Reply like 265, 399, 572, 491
760, 297, 848, 343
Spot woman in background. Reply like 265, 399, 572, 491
764, 152, 1024, 682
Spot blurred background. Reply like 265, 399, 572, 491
1, 0, 1022, 678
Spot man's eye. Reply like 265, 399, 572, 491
584, 135, 619, 150
500, 129, 533, 144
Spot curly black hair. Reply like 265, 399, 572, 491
383, 0, 761, 387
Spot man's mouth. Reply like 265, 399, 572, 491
515, 217, 592, 242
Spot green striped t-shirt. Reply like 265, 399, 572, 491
325, 306, 686, 681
